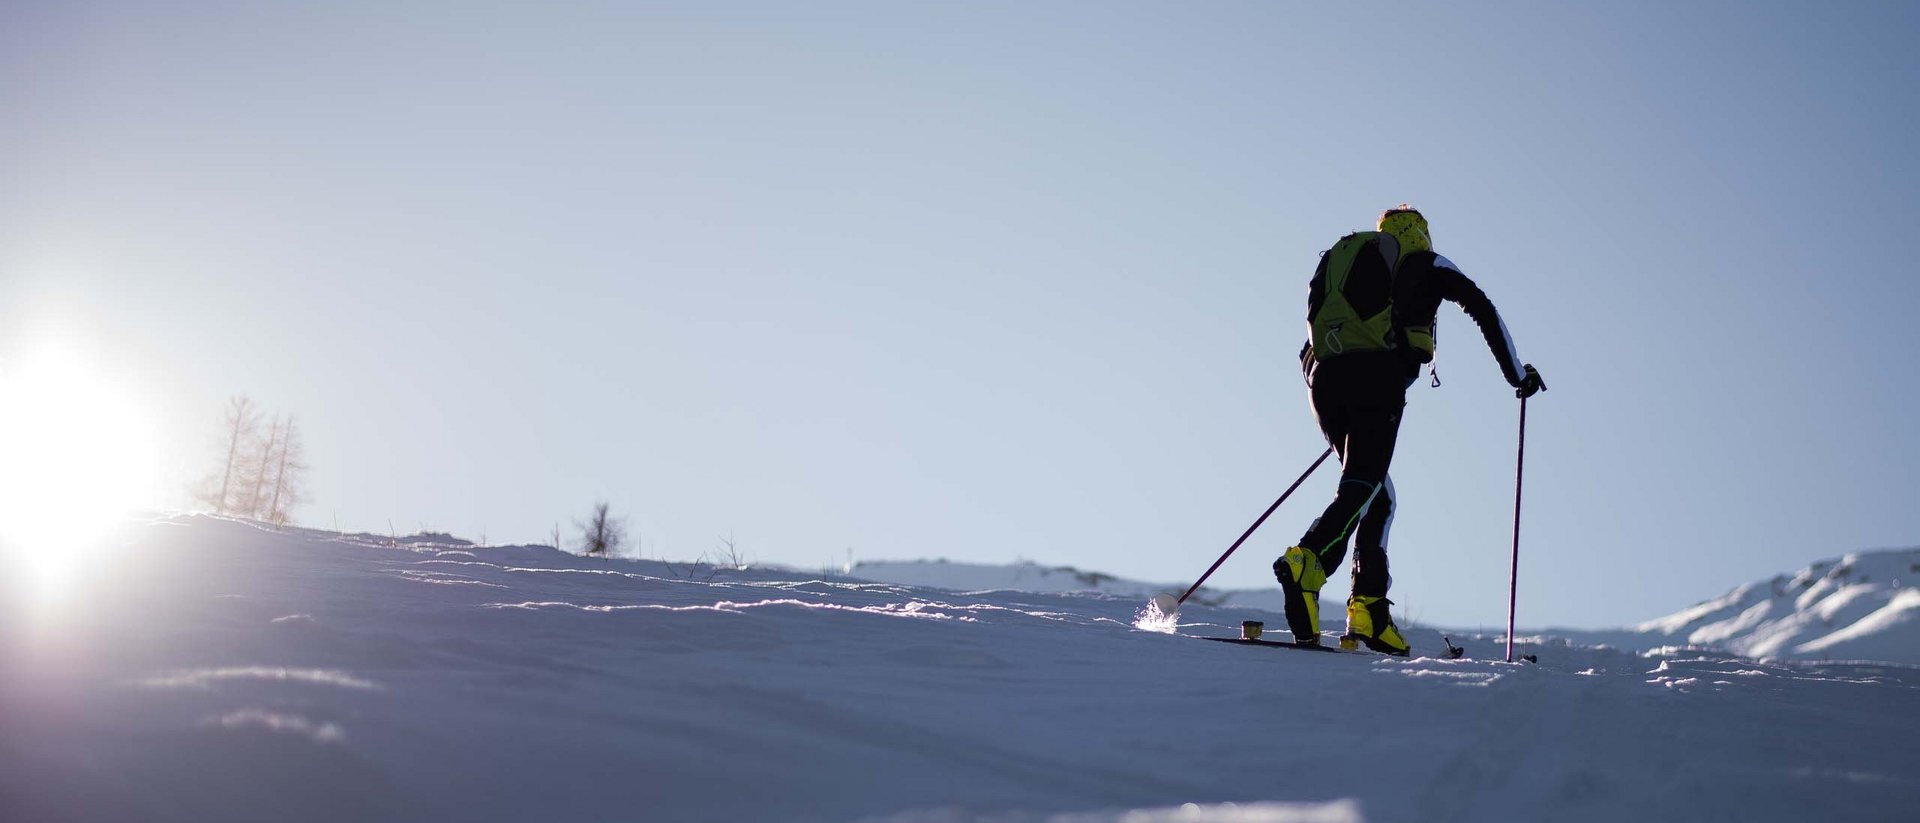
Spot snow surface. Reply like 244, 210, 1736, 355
3, 516, 1917, 823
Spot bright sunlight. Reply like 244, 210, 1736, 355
0, 346, 158, 607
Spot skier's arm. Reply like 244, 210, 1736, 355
1300, 252, 1330, 380
1431, 256, 1528, 387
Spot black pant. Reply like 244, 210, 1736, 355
1292, 353, 1408, 598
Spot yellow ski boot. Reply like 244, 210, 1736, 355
1273, 546, 1327, 644
1340, 595, 1410, 656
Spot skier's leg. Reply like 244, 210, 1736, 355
1277, 406, 1393, 644
1351, 474, 1395, 598
1285, 363, 1409, 650
1296, 399, 1401, 575
1274, 371, 1352, 641
1346, 466, 1409, 655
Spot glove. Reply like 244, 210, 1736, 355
1514, 364, 1546, 399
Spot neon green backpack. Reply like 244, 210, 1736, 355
1307, 231, 1434, 363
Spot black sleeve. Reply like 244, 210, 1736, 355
1430, 258, 1526, 386
1306, 251, 1329, 323
1300, 251, 1329, 374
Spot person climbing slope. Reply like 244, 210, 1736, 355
1276, 205, 1545, 655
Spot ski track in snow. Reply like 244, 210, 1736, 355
2, 515, 1916, 823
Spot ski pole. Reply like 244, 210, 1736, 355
1505, 395, 1529, 663
1164, 447, 1334, 611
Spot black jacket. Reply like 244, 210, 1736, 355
1304, 245, 1526, 387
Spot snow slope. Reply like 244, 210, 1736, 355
3, 516, 1917, 823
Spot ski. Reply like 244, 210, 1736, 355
1195, 633, 1467, 659
1197, 636, 1355, 654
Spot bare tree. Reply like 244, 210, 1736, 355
712, 534, 748, 570
665, 554, 718, 582
192, 399, 309, 524
575, 501, 626, 558
193, 396, 260, 514
231, 415, 279, 519
262, 417, 307, 524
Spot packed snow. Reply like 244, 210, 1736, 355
2, 516, 1916, 823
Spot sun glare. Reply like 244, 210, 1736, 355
0, 348, 158, 607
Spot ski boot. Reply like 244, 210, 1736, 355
1273, 546, 1327, 644
1340, 594, 1410, 656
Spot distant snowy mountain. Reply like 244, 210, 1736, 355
1634, 547, 1920, 664
850, 559, 1174, 597
849, 559, 1289, 612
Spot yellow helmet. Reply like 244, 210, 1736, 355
1377, 205, 1431, 256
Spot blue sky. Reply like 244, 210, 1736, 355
3, 1, 1916, 628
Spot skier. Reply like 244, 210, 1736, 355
1275, 206, 1544, 655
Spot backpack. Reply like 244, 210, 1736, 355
1306, 231, 1435, 364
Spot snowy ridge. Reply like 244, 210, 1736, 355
1635, 548, 1920, 664
851, 559, 1176, 598
849, 559, 1288, 613
3, 516, 1917, 823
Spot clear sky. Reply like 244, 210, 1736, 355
3, 1, 1916, 628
